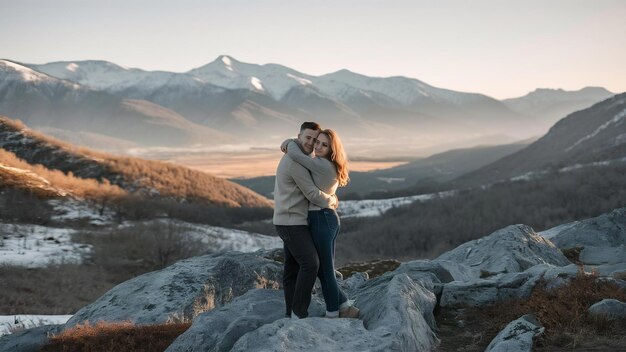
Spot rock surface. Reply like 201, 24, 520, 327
166, 289, 287, 352
0, 325, 62, 352
540, 208, 626, 248
588, 299, 626, 319
4, 208, 626, 352
65, 249, 283, 327
436, 225, 570, 277
540, 207, 626, 265
231, 273, 439, 352
485, 314, 544, 352
439, 270, 544, 308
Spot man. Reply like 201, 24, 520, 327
273, 121, 338, 319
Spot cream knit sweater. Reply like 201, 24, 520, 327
272, 145, 337, 226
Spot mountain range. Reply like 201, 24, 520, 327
0, 56, 615, 154
456, 92, 626, 187
236, 93, 626, 199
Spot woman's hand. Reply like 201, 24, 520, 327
280, 138, 293, 153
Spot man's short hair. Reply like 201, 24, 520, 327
300, 121, 321, 133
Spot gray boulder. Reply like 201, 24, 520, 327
230, 273, 439, 352
166, 289, 287, 352
65, 249, 283, 328
439, 270, 544, 308
485, 314, 544, 352
0, 324, 62, 352
540, 207, 626, 249
588, 299, 626, 319
540, 207, 626, 265
579, 246, 626, 265
437, 224, 570, 277
396, 259, 475, 283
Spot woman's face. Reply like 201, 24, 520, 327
315, 133, 331, 159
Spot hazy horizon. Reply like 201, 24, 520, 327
2, 0, 625, 99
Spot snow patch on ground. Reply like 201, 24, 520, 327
48, 198, 114, 226
508, 157, 626, 182
250, 77, 264, 91
338, 191, 456, 218
0, 315, 72, 337
566, 108, 626, 152
65, 63, 79, 72
376, 177, 406, 184
129, 219, 282, 253
286, 73, 312, 85
0, 223, 90, 267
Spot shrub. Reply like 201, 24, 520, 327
437, 272, 626, 352
41, 321, 191, 352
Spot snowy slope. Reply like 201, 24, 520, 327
0, 60, 80, 91
30, 60, 214, 93
0, 223, 90, 267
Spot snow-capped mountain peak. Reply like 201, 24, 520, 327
221, 55, 235, 71
187, 55, 314, 99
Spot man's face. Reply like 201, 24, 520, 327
297, 128, 320, 155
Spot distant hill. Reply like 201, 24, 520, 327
502, 87, 614, 127
0, 116, 271, 208
231, 139, 533, 199
456, 92, 626, 187
341, 139, 533, 198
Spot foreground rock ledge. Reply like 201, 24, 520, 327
2, 207, 626, 352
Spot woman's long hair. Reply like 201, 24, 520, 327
320, 129, 350, 187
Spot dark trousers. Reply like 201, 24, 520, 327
309, 209, 348, 312
275, 225, 320, 318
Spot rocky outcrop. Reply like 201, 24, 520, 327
485, 314, 544, 352
436, 224, 570, 277
541, 208, 626, 248
588, 299, 626, 319
0, 325, 62, 352
3, 208, 626, 352
227, 274, 438, 352
439, 270, 543, 308
65, 249, 283, 327
534, 208, 626, 288
165, 289, 288, 352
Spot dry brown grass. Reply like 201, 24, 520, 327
104, 155, 272, 207
40, 321, 191, 352
0, 264, 114, 315
436, 272, 626, 351
1, 116, 271, 208
0, 148, 126, 200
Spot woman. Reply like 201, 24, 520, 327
281, 129, 359, 319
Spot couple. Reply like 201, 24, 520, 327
273, 121, 359, 319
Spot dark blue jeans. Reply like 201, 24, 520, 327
308, 208, 348, 312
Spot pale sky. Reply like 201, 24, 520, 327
1, 0, 625, 99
